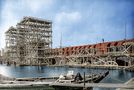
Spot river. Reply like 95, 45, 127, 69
0, 64, 134, 90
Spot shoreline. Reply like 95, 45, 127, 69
1, 63, 134, 72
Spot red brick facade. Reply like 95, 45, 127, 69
53, 39, 134, 56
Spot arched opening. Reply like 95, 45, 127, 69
52, 59, 56, 65
116, 59, 128, 66
107, 43, 112, 52
107, 43, 111, 47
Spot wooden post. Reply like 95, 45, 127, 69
84, 72, 85, 88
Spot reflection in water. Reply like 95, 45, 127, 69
0, 65, 134, 90
37, 66, 45, 73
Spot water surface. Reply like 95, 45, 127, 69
0, 65, 134, 90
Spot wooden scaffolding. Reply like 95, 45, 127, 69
5, 17, 52, 65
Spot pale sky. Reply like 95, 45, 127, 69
0, 0, 134, 49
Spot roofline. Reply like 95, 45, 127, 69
54, 39, 134, 49
19, 16, 52, 24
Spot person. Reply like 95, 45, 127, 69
74, 72, 83, 82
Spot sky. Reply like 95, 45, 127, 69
0, 0, 134, 49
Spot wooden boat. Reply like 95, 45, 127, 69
53, 71, 109, 90
55, 71, 109, 83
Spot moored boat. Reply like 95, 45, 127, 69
54, 71, 109, 83
52, 71, 109, 90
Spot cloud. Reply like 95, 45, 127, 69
53, 11, 82, 47
55, 11, 81, 24
23, 0, 53, 13
0, 1, 19, 49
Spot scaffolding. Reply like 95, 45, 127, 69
4, 16, 134, 68
5, 17, 52, 65
45, 40, 134, 67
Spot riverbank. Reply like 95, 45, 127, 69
48, 65, 131, 71
2, 63, 134, 72
125, 65, 134, 72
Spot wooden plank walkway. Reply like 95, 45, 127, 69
0, 76, 134, 89
50, 83, 134, 89
0, 81, 134, 89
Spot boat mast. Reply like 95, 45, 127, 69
60, 32, 62, 48
59, 32, 64, 65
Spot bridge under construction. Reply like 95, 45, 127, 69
2, 17, 134, 69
